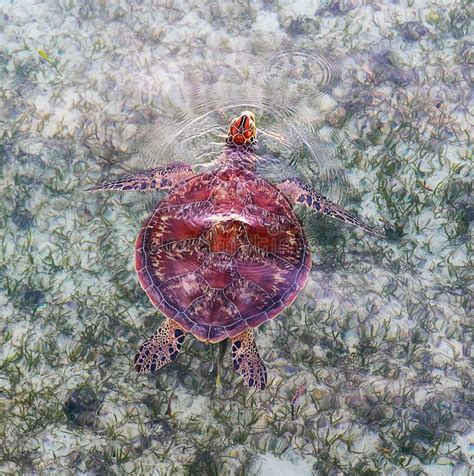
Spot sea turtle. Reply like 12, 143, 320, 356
91, 111, 382, 390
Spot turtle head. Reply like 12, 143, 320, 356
226, 111, 257, 147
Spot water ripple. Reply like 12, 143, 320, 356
263, 49, 340, 101
121, 49, 355, 214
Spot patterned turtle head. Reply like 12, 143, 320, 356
226, 111, 257, 148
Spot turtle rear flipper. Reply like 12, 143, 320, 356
231, 329, 267, 390
134, 319, 186, 373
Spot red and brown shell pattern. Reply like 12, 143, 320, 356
135, 165, 311, 343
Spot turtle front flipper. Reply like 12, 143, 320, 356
276, 177, 385, 237
134, 319, 186, 373
88, 162, 194, 192
231, 329, 267, 390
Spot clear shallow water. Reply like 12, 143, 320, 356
0, 1, 472, 474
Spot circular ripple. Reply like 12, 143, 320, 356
120, 50, 350, 214
263, 49, 340, 100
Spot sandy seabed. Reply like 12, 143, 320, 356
0, 0, 472, 474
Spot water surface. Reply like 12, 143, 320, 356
0, 1, 472, 474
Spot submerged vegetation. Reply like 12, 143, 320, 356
0, 0, 472, 474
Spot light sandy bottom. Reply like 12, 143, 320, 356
0, 0, 471, 474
